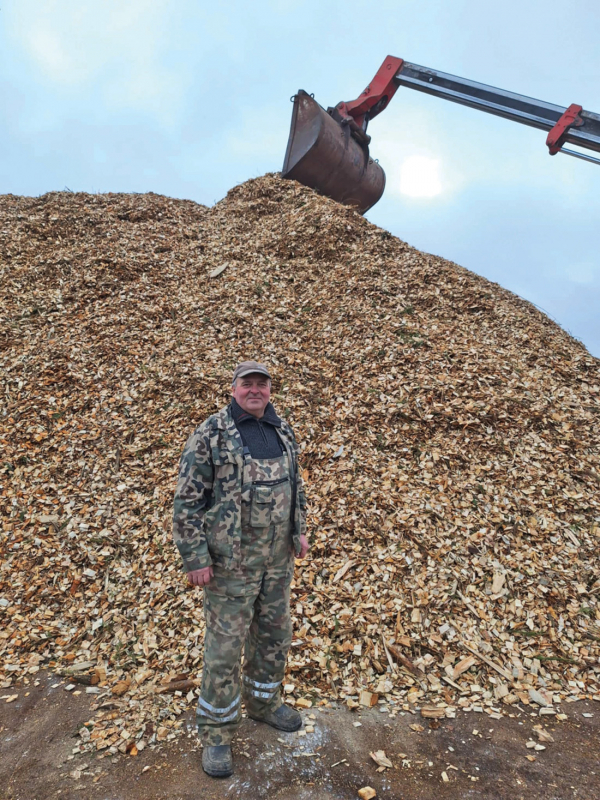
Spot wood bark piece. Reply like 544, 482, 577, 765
56, 670, 99, 686
386, 642, 422, 678
381, 635, 397, 674
459, 641, 513, 681
156, 679, 198, 694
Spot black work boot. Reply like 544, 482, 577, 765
248, 703, 302, 732
202, 744, 233, 778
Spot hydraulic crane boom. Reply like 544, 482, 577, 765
365, 58, 600, 161
282, 56, 600, 213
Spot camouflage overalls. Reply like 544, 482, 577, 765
172, 406, 306, 746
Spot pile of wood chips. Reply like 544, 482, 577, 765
1, 174, 600, 757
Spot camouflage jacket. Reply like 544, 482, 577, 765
172, 405, 307, 572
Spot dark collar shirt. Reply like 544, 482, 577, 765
230, 398, 284, 460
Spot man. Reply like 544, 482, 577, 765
172, 361, 309, 778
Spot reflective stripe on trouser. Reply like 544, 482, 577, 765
242, 674, 281, 701
197, 694, 241, 725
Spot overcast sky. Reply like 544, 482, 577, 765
2, 0, 599, 356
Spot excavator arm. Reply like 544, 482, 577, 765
282, 56, 600, 213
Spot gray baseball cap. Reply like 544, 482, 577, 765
232, 360, 272, 383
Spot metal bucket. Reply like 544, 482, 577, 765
282, 90, 386, 214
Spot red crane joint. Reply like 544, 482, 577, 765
546, 104, 584, 155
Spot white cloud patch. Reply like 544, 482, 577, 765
6, 0, 186, 127
398, 156, 442, 198
28, 28, 71, 77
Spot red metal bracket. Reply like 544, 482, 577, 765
335, 55, 404, 130
546, 103, 584, 155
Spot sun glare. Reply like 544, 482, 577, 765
399, 155, 442, 198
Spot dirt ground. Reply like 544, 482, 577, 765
1, 671, 599, 800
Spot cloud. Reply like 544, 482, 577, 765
5, 0, 186, 126
27, 28, 71, 77
398, 156, 442, 198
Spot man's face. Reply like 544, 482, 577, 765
232, 373, 271, 418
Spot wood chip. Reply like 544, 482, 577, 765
358, 788, 376, 800
370, 749, 393, 770
208, 263, 228, 278
529, 688, 552, 707
491, 571, 506, 594
359, 690, 378, 707
534, 726, 555, 742
333, 560, 355, 583
420, 706, 446, 719
453, 656, 477, 679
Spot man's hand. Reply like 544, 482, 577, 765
298, 535, 310, 560
187, 566, 214, 587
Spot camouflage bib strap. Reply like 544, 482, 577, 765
240, 451, 293, 719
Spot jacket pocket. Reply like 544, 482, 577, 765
212, 445, 238, 477
250, 486, 272, 528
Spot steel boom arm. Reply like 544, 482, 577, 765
340, 57, 600, 164
395, 62, 600, 163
